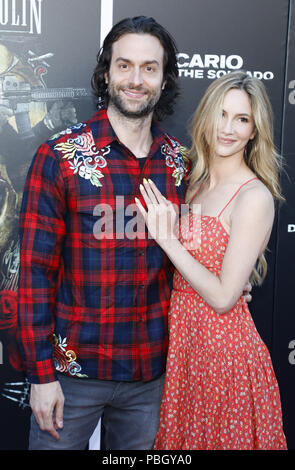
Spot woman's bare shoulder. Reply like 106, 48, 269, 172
234, 178, 274, 218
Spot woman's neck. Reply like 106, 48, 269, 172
208, 153, 252, 189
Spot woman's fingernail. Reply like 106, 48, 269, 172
140, 184, 144, 191
143, 178, 148, 184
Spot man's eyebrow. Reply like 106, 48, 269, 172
115, 57, 160, 66
144, 60, 160, 65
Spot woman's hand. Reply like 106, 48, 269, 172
135, 179, 178, 248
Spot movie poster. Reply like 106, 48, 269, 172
0, 0, 100, 449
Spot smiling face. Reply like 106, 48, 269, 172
105, 33, 166, 119
214, 88, 256, 159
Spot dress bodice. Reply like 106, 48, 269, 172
173, 213, 229, 293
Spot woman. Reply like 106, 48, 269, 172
135, 71, 287, 450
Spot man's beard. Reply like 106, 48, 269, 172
107, 82, 161, 119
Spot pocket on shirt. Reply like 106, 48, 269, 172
76, 198, 117, 243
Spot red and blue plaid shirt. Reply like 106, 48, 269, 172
17, 109, 188, 384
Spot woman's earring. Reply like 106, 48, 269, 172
251, 139, 257, 153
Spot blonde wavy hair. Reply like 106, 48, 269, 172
186, 71, 284, 285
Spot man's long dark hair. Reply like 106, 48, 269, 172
91, 16, 180, 121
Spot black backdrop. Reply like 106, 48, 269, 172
0, 0, 294, 450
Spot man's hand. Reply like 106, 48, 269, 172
30, 380, 65, 440
242, 281, 252, 303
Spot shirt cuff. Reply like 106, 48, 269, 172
25, 358, 58, 384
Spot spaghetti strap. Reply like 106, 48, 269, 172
217, 177, 258, 218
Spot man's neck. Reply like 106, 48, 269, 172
107, 105, 154, 159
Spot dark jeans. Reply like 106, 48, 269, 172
29, 372, 165, 450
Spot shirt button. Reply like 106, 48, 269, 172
140, 284, 145, 289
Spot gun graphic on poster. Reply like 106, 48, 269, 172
0, 75, 92, 137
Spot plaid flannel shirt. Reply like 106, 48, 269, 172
17, 109, 188, 384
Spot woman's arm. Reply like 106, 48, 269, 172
136, 179, 274, 314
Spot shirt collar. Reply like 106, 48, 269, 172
89, 108, 118, 150
89, 108, 169, 152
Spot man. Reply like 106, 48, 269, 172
17, 16, 187, 450
18, 16, 251, 450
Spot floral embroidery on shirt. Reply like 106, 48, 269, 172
161, 137, 188, 186
54, 131, 110, 187
52, 334, 88, 378
49, 122, 86, 141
